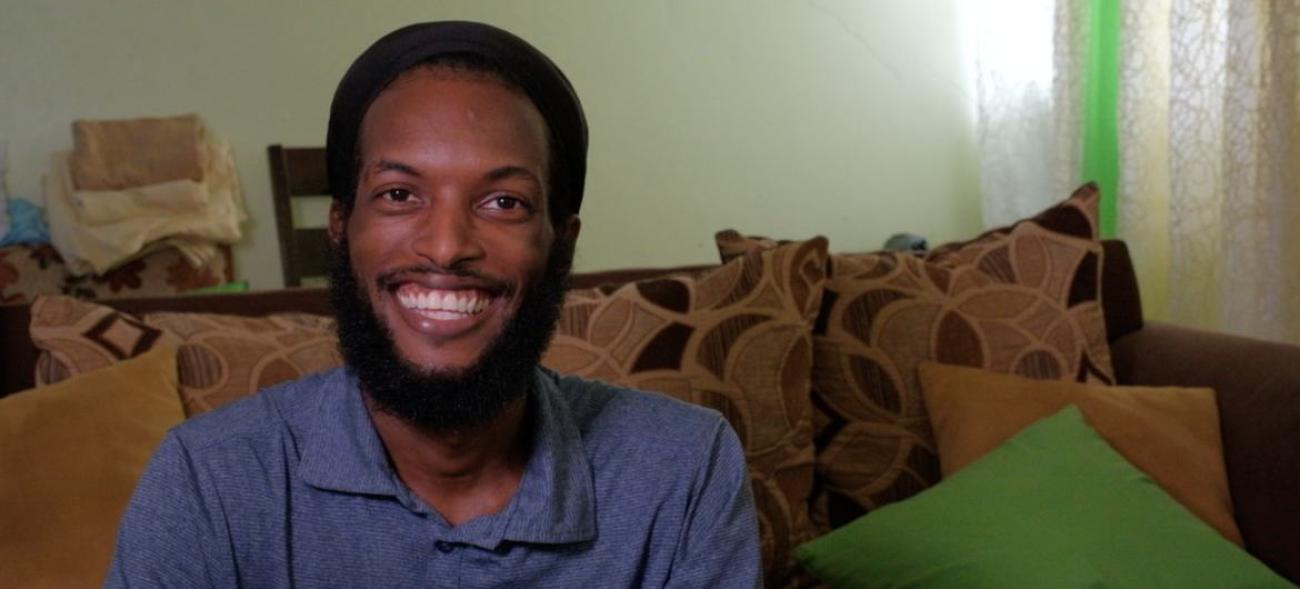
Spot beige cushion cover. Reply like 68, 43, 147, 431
0, 346, 184, 587
917, 361, 1242, 545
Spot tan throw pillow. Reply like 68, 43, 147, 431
917, 361, 1242, 545
542, 238, 828, 588
718, 184, 1116, 530
30, 295, 342, 416
0, 346, 184, 588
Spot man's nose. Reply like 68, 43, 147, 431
410, 201, 486, 270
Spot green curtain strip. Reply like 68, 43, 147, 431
1082, 0, 1120, 238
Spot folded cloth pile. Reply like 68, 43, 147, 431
43, 114, 246, 276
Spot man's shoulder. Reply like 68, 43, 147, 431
170, 368, 347, 452
545, 370, 731, 452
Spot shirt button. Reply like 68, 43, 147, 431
435, 541, 455, 553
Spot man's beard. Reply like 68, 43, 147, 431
328, 237, 572, 433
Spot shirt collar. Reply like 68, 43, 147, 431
296, 367, 596, 548
498, 367, 596, 545
297, 369, 398, 497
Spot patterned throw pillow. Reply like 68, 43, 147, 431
60, 246, 234, 300
0, 245, 232, 305
0, 245, 70, 305
29, 295, 341, 416
542, 238, 829, 588
717, 184, 1115, 530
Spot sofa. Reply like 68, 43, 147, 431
2, 188, 1298, 587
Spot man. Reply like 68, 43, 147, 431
107, 21, 760, 588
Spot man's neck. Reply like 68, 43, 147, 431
364, 392, 533, 527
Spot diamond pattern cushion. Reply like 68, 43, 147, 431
29, 295, 341, 416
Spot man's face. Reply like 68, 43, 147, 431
331, 70, 564, 375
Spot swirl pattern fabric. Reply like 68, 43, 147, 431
543, 238, 829, 588
719, 185, 1114, 530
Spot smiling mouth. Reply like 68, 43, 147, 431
395, 284, 494, 320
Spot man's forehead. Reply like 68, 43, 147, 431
356, 74, 551, 184
363, 74, 546, 133
326, 21, 587, 217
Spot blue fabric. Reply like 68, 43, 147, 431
0, 198, 51, 246
107, 367, 761, 588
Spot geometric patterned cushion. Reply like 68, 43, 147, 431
29, 295, 340, 416
717, 183, 1116, 531
542, 237, 829, 589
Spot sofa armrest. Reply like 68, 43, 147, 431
1110, 321, 1300, 581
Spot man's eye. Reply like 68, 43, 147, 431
380, 188, 413, 202
485, 196, 530, 211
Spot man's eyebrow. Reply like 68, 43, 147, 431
485, 165, 541, 185
371, 159, 421, 177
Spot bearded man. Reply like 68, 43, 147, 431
107, 21, 760, 588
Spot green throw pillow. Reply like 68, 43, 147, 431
794, 406, 1294, 588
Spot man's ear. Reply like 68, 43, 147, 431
559, 214, 581, 248
328, 201, 347, 245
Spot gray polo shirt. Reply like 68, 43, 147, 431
106, 367, 761, 588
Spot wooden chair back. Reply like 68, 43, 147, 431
267, 145, 330, 287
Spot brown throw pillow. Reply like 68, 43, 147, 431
542, 238, 829, 588
718, 183, 1116, 530
917, 361, 1242, 545
0, 346, 184, 588
29, 295, 341, 416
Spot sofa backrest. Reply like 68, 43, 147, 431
0, 241, 1140, 398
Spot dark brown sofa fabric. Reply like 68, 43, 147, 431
1112, 322, 1300, 582
1100, 240, 1143, 341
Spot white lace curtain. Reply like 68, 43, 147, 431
973, 0, 1300, 344
969, 1, 1085, 228
1121, 0, 1299, 343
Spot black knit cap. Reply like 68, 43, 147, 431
326, 21, 588, 222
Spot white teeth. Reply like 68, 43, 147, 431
397, 287, 489, 316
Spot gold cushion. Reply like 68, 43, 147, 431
917, 361, 1242, 545
0, 346, 183, 587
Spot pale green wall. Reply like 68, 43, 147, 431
0, 0, 981, 290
